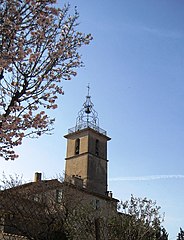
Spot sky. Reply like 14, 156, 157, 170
1, 0, 184, 239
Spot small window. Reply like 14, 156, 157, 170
56, 189, 62, 203
95, 139, 99, 156
95, 199, 100, 210
75, 138, 80, 155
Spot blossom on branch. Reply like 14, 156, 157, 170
0, 0, 92, 160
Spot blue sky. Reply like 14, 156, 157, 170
1, 0, 184, 239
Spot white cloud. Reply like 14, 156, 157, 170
141, 26, 184, 39
122, 22, 184, 39
110, 175, 184, 181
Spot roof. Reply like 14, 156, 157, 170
1, 179, 62, 195
1, 179, 118, 203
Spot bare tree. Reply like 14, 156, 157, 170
0, 0, 92, 160
0, 172, 24, 190
177, 228, 184, 240
0, 180, 72, 239
107, 195, 168, 240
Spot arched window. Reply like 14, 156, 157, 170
95, 139, 99, 156
75, 138, 80, 154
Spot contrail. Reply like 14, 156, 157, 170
109, 175, 184, 181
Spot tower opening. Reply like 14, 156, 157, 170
75, 138, 80, 155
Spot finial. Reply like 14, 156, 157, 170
87, 83, 90, 96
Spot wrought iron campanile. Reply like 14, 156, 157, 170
75, 85, 99, 131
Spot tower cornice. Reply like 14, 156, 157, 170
64, 126, 111, 141
65, 152, 109, 162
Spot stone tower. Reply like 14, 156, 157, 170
64, 87, 111, 196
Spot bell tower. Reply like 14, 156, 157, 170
64, 86, 111, 196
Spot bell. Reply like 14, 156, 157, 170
85, 107, 91, 114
